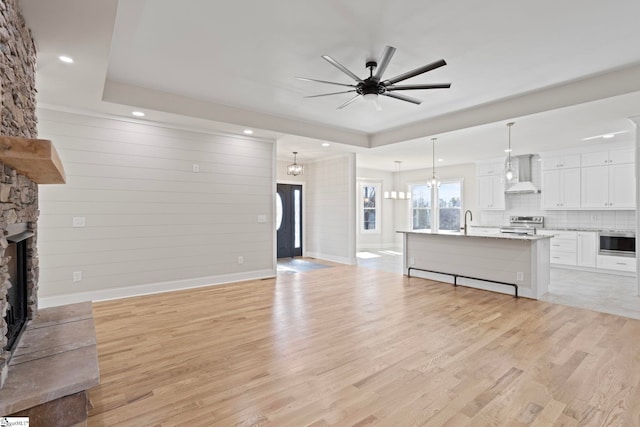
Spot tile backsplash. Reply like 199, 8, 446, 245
478, 155, 636, 231
480, 207, 636, 231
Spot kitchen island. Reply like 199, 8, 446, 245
399, 230, 552, 299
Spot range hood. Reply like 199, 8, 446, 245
505, 154, 540, 194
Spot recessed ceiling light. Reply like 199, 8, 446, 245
243, 129, 254, 135
322, 143, 330, 147
437, 158, 444, 162
602, 134, 615, 139
131, 111, 145, 117
504, 149, 512, 153
58, 55, 74, 63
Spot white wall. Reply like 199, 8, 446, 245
305, 154, 357, 264
36, 109, 275, 306
355, 167, 396, 250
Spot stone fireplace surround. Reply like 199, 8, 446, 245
0, 163, 38, 387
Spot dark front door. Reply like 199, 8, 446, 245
277, 184, 302, 258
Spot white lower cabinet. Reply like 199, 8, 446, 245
596, 255, 636, 272
540, 229, 636, 273
539, 230, 577, 266
577, 232, 597, 267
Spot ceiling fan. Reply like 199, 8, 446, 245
297, 46, 451, 110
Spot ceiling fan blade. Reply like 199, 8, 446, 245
386, 83, 451, 91
383, 59, 447, 85
296, 77, 356, 88
372, 45, 396, 82
322, 55, 363, 82
381, 92, 422, 105
337, 94, 361, 109
305, 90, 356, 98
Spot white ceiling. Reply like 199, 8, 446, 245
20, 0, 640, 171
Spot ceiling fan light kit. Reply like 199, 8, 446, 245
298, 45, 451, 110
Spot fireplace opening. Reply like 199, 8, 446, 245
3, 223, 33, 355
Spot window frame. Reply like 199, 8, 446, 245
436, 178, 464, 231
409, 178, 464, 232
409, 182, 432, 231
359, 181, 381, 234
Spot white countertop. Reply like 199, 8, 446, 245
397, 229, 552, 241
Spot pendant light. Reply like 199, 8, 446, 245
428, 138, 440, 188
287, 151, 304, 176
505, 122, 515, 181
384, 161, 410, 200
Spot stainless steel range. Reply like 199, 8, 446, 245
500, 216, 544, 235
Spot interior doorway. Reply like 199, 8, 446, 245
276, 183, 302, 258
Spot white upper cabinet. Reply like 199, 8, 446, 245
542, 154, 581, 170
609, 163, 636, 208
477, 174, 506, 210
476, 161, 504, 176
581, 149, 634, 168
581, 149, 635, 210
542, 168, 581, 209
476, 160, 505, 210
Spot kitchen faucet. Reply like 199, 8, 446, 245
463, 210, 473, 235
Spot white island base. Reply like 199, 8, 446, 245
400, 230, 551, 299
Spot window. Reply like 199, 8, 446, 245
360, 182, 380, 233
438, 180, 462, 231
411, 179, 463, 231
411, 184, 431, 230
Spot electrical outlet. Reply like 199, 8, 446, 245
237, 256, 244, 265
72, 217, 86, 227
73, 271, 82, 282
409, 257, 415, 266
257, 215, 267, 223
192, 164, 200, 173
591, 215, 598, 222
516, 272, 524, 281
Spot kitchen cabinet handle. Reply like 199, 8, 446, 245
616, 262, 627, 265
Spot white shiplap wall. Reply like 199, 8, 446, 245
305, 154, 357, 264
36, 109, 275, 306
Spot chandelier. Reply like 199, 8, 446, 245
384, 161, 410, 200
287, 151, 304, 176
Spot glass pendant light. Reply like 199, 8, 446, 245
505, 122, 515, 181
428, 138, 440, 188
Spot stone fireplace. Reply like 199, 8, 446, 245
0, 2, 98, 424
0, 0, 39, 390
0, 137, 65, 393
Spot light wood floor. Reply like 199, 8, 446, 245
88, 263, 640, 426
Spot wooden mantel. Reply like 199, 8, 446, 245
0, 136, 66, 184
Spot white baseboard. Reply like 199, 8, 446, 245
38, 269, 277, 308
305, 251, 356, 265
356, 243, 399, 251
